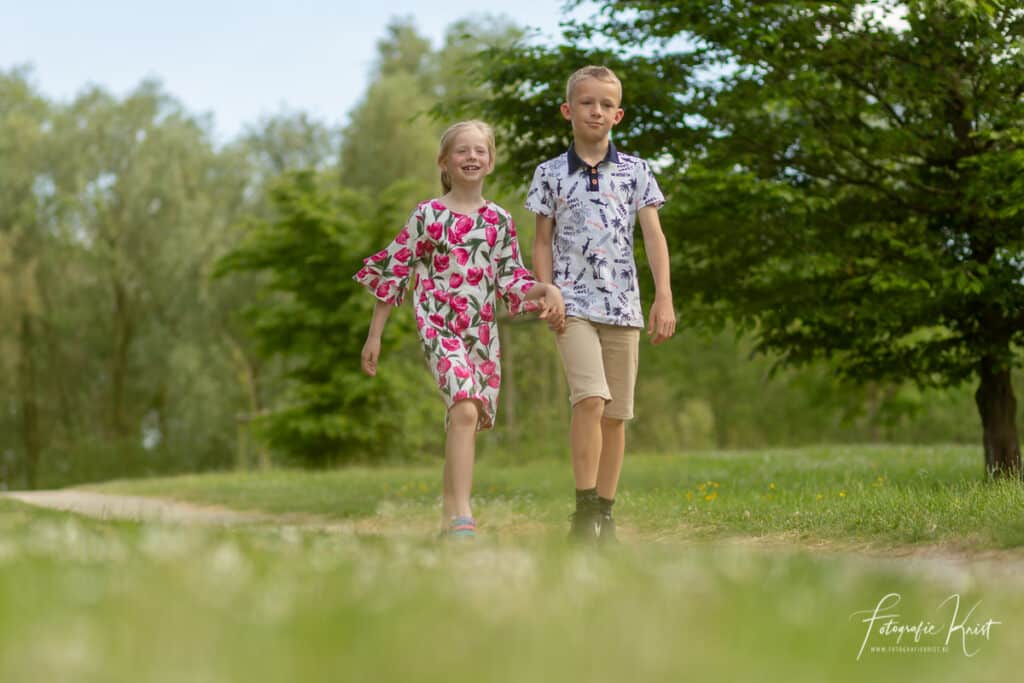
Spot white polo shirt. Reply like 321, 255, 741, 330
525, 142, 665, 328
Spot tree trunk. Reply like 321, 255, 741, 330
974, 358, 1022, 479
17, 313, 41, 489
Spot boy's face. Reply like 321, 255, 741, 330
560, 77, 624, 145
439, 129, 494, 188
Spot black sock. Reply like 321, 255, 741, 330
575, 487, 598, 511
597, 496, 614, 517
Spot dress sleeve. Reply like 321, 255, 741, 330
492, 213, 537, 316
353, 207, 424, 305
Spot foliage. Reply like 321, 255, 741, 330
465, 0, 1024, 475
214, 172, 439, 465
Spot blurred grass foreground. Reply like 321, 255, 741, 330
1, 446, 1022, 682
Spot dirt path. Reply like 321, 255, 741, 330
4, 488, 1024, 587
1, 489, 273, 525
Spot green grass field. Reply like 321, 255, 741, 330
2, 445, 1022, 682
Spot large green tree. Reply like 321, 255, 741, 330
471, 0, 1024, 478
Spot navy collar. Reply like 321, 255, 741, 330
567, 141, 619, 174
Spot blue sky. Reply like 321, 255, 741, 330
1, 1, 582, 141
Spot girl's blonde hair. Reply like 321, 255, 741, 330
438, 120, 496, 194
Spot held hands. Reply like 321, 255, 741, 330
535, 284, 566, 332
361, 335, 382, 376
647, 294, 677, 345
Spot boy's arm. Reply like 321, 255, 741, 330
361, 300, 393, 376
638, 205, 676, 345
532, 214, 555, 284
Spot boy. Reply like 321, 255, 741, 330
525, 65, 676, 544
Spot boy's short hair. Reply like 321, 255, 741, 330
565, 65, 623, 104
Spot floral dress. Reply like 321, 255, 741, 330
354, 198, 537, 430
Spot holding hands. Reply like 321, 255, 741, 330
524, 283, 566, 332
536, 283, 566, 332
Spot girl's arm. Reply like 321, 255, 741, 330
361, 300, 394, 376
638, 205, 676, 345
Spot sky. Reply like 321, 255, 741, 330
0, 1, 585, 142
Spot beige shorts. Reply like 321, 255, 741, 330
554, 317, 641, 420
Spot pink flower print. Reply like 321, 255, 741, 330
480, 302, 494, 322
513, 268, 531, 281
478, 324, 491, 347
487, 374, 501, 389
449, 313, 470, 334
481, 207, 500, 224
433, 254, 450, 273
370, 249, 388, 263
454, 365, 472, 379
425, 327, 438, 340
368, 276, 379, 289
448, 215, 473, 244
416, 315, 425, 330
432, 289, 449, 304
356, 266, 369, 279
486, 264, 494, 279
480, 360, 496, 376
394, 247, 412, 263
449, 272, 464, 289
441, 337, 462, 352
452, 247, 470, 266
437, 357, 452, 374
509, 222, 518, 238
450, 295, 469, 313
466, 267, 483, 285
485, 225, 497, 247
376, 281, 393, 299
427, 222, 443, 240
454, 389, 469, 402
422, 278, 436, 291
507, 292, 521, 310
392, 264, 409, 278
512, 243, 520, 260
431, 199, 446, 212
419, 291, 428, 304
415, 240, 434, 258
429, 313, 445, 329
396, 227, 410, 245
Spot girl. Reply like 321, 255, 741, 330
354, 120, 564, 539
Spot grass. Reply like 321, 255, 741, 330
92, 445, 1024, 550
1, 495, 1022, 683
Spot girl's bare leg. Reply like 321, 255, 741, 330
442, 400, 479, 520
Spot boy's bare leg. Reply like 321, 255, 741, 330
442, 400, 479, 520
570, 397, 605, 488
596, 416, 625, 500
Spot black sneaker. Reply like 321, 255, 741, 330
597, 513, 618, 545
568, 509, 601, 544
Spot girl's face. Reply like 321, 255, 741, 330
440, 128, 494, 189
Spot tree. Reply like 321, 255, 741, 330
214, 172, 439, 465
470, 0, 1024, 478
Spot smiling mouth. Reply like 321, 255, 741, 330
461, 165, 481, 171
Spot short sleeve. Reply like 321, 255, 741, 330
524, 164, 554, 216
634, 160, 665, 210
352, 208, 424, 305
493, 213, 537, 315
